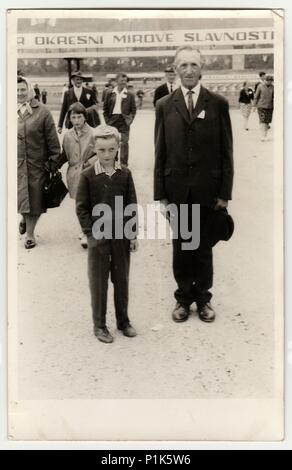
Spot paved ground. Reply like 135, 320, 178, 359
17, 108, 275, 399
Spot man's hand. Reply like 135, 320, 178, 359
159, 198, 170, 218
215, 198, 228, 210
130, 239, 138, 252
159, 198, 178, 222
57, 127, 63, 134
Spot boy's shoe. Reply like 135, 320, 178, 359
120, 324, 137, 338
94, 326, 114, 344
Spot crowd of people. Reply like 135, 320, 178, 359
17, 50, 273, 343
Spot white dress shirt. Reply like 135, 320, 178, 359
181, 82, 201, 111
112, 87, 127, 115
73, 85, 83, 101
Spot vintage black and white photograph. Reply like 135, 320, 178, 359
7, 8, 283, 440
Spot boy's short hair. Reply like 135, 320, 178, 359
93, 125, 120, 144
68, 102, 87, 120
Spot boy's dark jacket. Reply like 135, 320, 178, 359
76, 165, 138, 238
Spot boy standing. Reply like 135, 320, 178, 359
76, 125, 138, 343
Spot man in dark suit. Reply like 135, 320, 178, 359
103, 72, 136, 166
154, 46, 233, 323
153, 66, 177, 107
58, 71, 99, 133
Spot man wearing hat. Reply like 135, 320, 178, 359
103, 72, 136, 166
154, 46, 234, 324
153, 65, 178, 107
58, 71, 99, 133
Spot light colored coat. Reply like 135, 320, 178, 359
18, 99, 60, 214
61, 123, 96, 198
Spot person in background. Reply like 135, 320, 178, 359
34, 83, 40, 101
58, 102, 96, 249
103, 72, 136, 166
41, 89, 47, 104
254, 75, 274, 142
153, 66, 177, 106
18, 76, 60, 249
101, 83, 113, 102
101, 83, 110, 102
254, 71, 266, 94
238, 81, 254, 131
58, 71, 99, 132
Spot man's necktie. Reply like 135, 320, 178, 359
187, 90, 194, 119
170, 84, 173, 93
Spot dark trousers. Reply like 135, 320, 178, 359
172, 204, 213, 307
109, 115, 130, 166
87, 238, 130, 329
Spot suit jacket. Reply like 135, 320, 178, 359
154, 86, 233, 206
103, 90, 136, 127
153, 83, 171, 107
58, 87, 98, 129
76, 166, 137, 237
239, 88, 254, 104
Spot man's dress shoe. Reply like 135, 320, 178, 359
172, 303, 189, 322
197, 302, 216, 323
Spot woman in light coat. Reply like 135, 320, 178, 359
17, 76, 60, 249
59, 102, 96, 248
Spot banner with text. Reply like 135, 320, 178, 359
17, 27, 274, 49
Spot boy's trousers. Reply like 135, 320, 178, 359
87, 237, 131, 329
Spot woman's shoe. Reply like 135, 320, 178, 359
19, 220, 26, 235
24, 239, 36, 249
80, 235, 88, 249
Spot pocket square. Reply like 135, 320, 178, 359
86, 93, 91, 100
197, 110, 205, 119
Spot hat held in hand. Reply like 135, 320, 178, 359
202, 208, 234, 247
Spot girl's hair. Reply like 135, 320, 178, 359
68, 102, 88, 120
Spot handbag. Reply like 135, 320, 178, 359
44, 170, 68, 209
